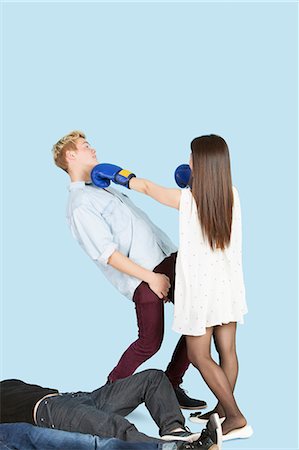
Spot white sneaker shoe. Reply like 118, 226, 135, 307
222, 425, 253, 441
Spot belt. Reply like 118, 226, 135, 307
33, 392, 61, 425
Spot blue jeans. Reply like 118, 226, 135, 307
0, 423, 177, 450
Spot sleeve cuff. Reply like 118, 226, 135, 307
97, 243, 118, 265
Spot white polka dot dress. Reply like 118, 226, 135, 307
173, 187, 248, 336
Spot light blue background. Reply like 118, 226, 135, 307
2, 2, 298, 449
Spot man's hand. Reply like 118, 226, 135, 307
107, 251, 172, 301
147, 273, 171, 299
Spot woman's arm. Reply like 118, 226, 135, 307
129, 178, 181, 210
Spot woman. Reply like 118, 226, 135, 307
127, 134, 250, 439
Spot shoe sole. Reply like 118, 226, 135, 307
180, 404, 207, 410
189, 416, 226, 424
222, 425, 253, 441
161, 432, 202, 442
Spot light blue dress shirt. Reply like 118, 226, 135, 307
66, 182, 177, 300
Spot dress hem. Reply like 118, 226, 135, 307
172, 311, 248, 337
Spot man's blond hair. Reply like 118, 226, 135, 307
52, 130, 86, 172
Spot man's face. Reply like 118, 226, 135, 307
74, 138, 98, 167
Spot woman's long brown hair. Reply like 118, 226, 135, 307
191, 135, 233, 250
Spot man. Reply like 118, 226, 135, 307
52, 130, 205, 409
0, 424, 218, 450
0, 370, 221, 450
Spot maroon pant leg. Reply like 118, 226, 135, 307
160, 253, 190, 387
108, 285, 165, 381
108, 253, 190, 385
164, 336, 189, 388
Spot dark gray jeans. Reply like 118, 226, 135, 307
36, 369, 185, 443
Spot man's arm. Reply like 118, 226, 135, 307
108, 250, 170, 299
71, 205, 171, 300
129, 178, 181, 210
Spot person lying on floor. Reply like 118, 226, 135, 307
0, 421, 221, 450
0, 369, 222, 450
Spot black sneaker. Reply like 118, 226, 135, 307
173, 438, 217, 450
206, 413, 222, 450
175, 442, 200, 450
174, 386, 207, 410
193, 431, 218, 450
161, 427, 201, 442
191, 413, 221, 450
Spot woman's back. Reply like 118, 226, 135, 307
173, 186, 248, 336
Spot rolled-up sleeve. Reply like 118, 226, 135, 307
71, 205, 118, 265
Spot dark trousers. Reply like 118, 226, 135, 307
35, 370, 185, 443
108, 253, 190, 387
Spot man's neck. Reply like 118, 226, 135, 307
68, 166, 95, 183
70, 175, 91, 183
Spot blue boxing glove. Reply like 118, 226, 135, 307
90, 164, 111, 188
91, 163, 136, 189
174, 164, 191, 188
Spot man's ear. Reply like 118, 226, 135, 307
66, 150, 76, 163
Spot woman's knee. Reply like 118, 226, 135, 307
187, 347, 212, 368
214, 339, 237, 359
213, 323, 236, 354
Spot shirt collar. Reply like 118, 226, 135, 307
68, 181, 92, 191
